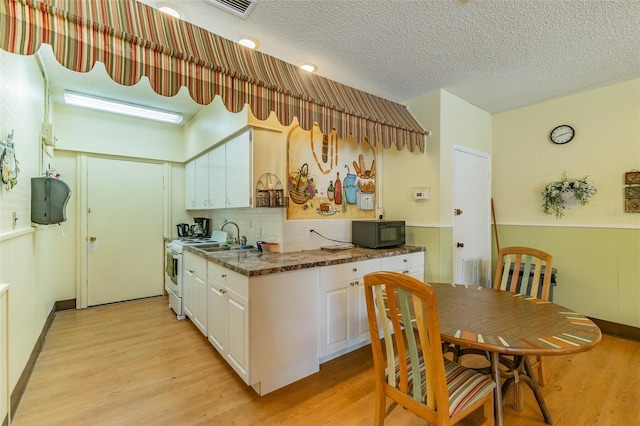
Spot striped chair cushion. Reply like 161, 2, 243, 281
388, 352, 496, 416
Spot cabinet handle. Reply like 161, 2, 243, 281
350, 281, 355, 286
402, 270, 409, 274
189, 270, 195, 273
352, 267, 357, 272
354, 280, 360, 285
221, 274, 227, 278
403, 259, 408, 263
221, 289, 227, 294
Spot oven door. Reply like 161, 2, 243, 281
164, 249, 181, 296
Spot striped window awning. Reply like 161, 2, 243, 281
0, 0, 427, 152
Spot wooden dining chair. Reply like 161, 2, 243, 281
363, 271, 496, 426
493, 246, 553, 385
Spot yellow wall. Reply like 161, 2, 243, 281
387, 89, 492, 283
493, 79, 639, 226
492, 79, 640, 327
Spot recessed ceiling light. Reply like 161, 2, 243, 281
64, 91, 183, 124
158, 4, 183, 19
298, 63, 317, 73
238, 37, 259, 49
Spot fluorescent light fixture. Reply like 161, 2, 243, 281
298, 63, 317, 73
64, 91, 183, 124
238, 37, 259, 49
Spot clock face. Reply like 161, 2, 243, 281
550, 125, 575, 144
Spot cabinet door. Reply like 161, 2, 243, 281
319, 259, 380, 361
183, 267, 195, 319
184, 160, 196, 210
207, 280, 225, 354
193, 272, 207, 335
350, 278, 370, 345
319, 280, 351, 357
195, 154, 210, 209
208, 145, 226, 209
226, 290, 249, 382
225, 131, 251, 208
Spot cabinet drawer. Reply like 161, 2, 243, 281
209, 261, 248, 299
185, 251, 207, 275
226, 269, 248, 299
380, 252, 424, 272
320, 258, 380, 284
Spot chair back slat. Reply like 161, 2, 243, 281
493, 246, 553, 301
508, 253, 522, 292
373, 286, 396, 385
499, 257, 512, 291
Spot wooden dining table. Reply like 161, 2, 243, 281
430, 282, 602, 426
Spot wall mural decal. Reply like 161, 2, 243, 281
287, 124, 376, 220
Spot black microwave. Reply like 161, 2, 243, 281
351, 220, 405, 248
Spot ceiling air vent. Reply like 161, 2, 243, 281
202, 0, 256, 19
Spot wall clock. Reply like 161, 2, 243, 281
550, 125, 575, 145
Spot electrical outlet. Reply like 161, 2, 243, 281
307, 227, 314, 239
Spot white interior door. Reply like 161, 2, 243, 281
87, 157, 164, 306
452, 147, 491, 286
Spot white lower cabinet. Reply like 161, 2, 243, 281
187, 250, 423, 395
319, 258, 381, 362
183, 252, 207, 335
207, 262, 250, 383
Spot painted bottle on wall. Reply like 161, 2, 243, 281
334, 172, 342, 205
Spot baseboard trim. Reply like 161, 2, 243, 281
590, 317, 640, 342
55, 298, 76, 311
10, 305, 56, 422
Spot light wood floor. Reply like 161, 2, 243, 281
12, 296, 640, 426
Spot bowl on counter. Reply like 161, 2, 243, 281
257, 242, 280, 253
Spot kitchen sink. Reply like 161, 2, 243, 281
197, 245, 232, 252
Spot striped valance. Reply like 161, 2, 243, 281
0, 0, 427, 152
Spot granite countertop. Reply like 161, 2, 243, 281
184, 245, 426, 277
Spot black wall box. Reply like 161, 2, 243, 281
31, 177, 71, 225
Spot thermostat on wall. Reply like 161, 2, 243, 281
413, 187, 430, 201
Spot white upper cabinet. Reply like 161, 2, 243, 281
185, 129, 252, 210
225, 131, 251, 208
184, 160, 196, 210
207, 144, 226, 209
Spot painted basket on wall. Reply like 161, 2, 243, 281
289, 188, 310, 204
287, 163, 315, 205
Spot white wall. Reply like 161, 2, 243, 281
54, 104, 184, 162
0, 50, 58, 414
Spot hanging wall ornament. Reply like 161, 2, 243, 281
0, 130, 19, 190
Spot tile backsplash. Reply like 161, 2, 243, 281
190, 207, 353, 253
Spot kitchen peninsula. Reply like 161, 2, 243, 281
178, 244, 425, 396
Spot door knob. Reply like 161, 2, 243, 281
456, 242, 464, 248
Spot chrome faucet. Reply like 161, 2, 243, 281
220, 221, 240, 244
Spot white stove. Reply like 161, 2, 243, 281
165, 231, 227, 319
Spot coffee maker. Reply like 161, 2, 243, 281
194, 217, 210, 237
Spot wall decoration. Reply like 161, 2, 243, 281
625, 186, 640, 200
286, 124, 375, 220
625, 199, 640, 214
624, 170, 640, 213
625, 171, 640, 185
541, 172, 597, 219
0, 129, 19, 190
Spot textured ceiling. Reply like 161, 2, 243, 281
43, 0, 640, 122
